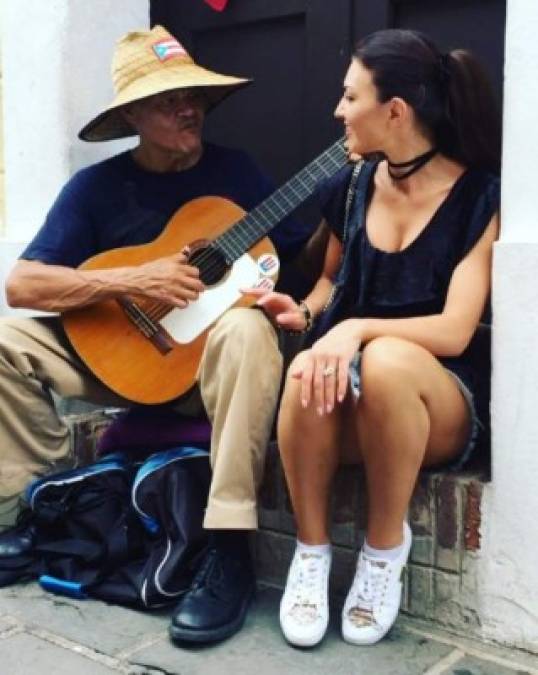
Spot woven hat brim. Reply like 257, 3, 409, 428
79, 64, 251, 142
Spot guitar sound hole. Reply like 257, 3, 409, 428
189, 246, 229, 286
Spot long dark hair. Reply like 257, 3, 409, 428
354, 29, 501, 174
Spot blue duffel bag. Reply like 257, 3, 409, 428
0, 446, 210, 609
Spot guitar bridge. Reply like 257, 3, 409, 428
117, 297, 174, 355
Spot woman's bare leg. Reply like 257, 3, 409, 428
277, 351, 343, 544
345, 336, 471, 549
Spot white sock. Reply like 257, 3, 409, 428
363, 537, 405, 562
297, 540, 331, 557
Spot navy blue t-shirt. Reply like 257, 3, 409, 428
21, 143, 313, 267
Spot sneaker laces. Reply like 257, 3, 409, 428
285, 552, 328, 625
345, 553, 390, 627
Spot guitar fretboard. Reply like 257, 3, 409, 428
215, 138, 348, 262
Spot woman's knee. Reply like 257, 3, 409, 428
360, 336, 427, 392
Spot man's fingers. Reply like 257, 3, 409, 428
180, 275, 205, 292
181, 264, 201, 278
178, 288, 200, 301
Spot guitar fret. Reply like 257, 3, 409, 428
215, 138, 347, 260
217, 238, 238, 262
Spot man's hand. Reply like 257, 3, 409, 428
6, 254, 204, 314
136, 252, 205, 307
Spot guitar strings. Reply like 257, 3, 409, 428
189, 147, 345, 276
129, 143, 347, 323
133, 149, 347, 323
187, 143, 346, 272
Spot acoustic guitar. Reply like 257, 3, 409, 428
62, 139, 348, 404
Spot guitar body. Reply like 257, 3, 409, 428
62, 196, 279, 405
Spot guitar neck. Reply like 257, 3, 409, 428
215, 138, 348, 263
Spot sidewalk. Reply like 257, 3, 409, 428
0, 583, 536, 675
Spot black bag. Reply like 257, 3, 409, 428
0, 446, 210, 609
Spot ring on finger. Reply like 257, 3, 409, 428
322, 365, 336, 377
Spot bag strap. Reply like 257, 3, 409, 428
320, 159, 364, 314
341, 159, 364, 249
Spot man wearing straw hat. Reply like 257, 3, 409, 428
0, 26, 315, 643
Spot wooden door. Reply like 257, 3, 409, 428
353, 0, 506, 100
151, 0, 505, 175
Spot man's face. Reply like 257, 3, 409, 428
123, 88, 207, 157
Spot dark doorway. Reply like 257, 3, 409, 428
151, 0, 505, 181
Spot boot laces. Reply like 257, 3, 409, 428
189, 547, 228, 596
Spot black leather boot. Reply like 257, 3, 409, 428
169, 532, 255, 644
0, 511, 36, 557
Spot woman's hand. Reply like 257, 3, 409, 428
292, 319, 363, 414
241, 287, 307, 331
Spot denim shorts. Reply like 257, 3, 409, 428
348, 354, 480, 471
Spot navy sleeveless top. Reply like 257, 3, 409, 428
316, 159, 500, 430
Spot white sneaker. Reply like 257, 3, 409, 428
279, 547, 331, 647
341, 522, 412, 646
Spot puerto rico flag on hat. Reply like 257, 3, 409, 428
152, 37, 188, 62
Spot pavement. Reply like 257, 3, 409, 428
0, 582, 536, 675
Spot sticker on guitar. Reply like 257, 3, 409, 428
253, 276, 275, 292
257, 254, 279, 276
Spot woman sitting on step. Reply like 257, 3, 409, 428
247, 28, 501, 647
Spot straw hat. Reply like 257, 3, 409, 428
79, 25, 251, 142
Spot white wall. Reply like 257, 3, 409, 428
479, 0, 538, 652
0, 0, 149, 311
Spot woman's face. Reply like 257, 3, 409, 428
335, 59, 390, 157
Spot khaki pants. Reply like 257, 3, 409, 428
0, 308, 282, 530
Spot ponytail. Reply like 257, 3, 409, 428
442, 50, 501, 174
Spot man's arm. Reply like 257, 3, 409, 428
6, 256, 205, 313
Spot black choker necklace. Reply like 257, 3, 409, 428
387, 148, 437, 180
